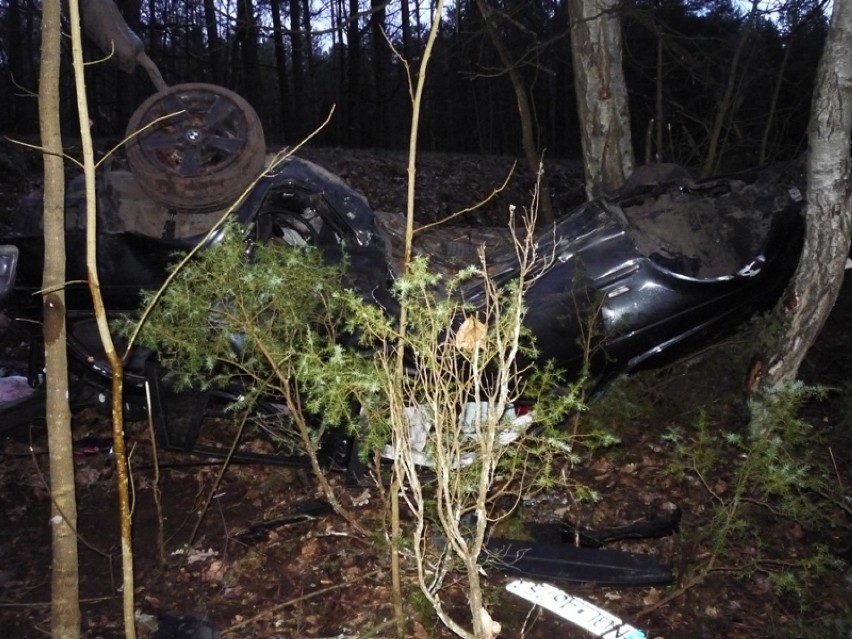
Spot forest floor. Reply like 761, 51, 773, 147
0, 141, 850, 639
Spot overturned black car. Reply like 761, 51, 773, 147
0, 149, 805, 443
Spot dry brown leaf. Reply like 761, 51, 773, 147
642, 587, 661, 605
301, 536, 320, 559
201, 559, 225, 583
455, 316, 487, 352
590, 458, 612, 473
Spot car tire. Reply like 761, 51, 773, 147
125, 83, 266, 212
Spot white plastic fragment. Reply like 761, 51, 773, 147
381, 402, 534, 467
506, 579, 646, 639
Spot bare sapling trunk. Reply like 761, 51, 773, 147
40, 0, 81, 635
387, 7, 573, 635
366, 187, 560, 639
68, 0, 137, 635
389, 3, 448, 636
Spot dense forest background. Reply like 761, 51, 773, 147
0, 0, 830, 171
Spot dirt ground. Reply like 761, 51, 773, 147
0, 141, 850, 639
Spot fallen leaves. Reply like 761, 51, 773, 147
455, 316, 488, 352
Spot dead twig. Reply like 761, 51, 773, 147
220, 569, 383, 636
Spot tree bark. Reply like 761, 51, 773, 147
654, 24, 663, 161
701, 0, 758, 177
567, 0, 634, 199
301, 0, 319, 127
400, 0, 413, 62
69, 0, 140, 633
203, 0, 224, 85
752, 0, 852, 433
371, 0, 388, 147
40, 0, 81, 636
759, 36, 792, 165
236, 0, 262, 107
290, 0, 307, 140
114, 0, 142, 128
269, 0, 291, 141
332, 0, 346, 142
346, 0, 363, 146
6, 0, 38, 131
474, 0, 555, 223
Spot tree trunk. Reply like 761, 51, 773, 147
203, 0, 224, 85
759, 38, 792, 165
332, 0, 346, 142
40, 0, 81, 636
69, 0, 139, 633
290, 0, 307, 140
751, 0, 852, 433
236, 0, 262, 107
655, 24, 663, 161
301, 0, 319, 127
759, 4, 825, 165
400, 0, 413, 62
146, 0, 160, 75
7, 0, 38, 131
269, 0, 291, 141
474, 0, 555, 223
346, 0, 363, 146
114, 0, 142, 129
371, 0, 388, 147
67, 0, 141, 639
701, 0, 758, 177
567, 0, 634, 199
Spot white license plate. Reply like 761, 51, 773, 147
506, 579, 646, 639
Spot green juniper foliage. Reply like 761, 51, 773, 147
331, 247, 587, 638
125, 220, 592, 549
121, 224, 373, 443
119, 213, 649, 638
336, 254, 582, 484
662, 382, 846, 602
123, 224, 582, 469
